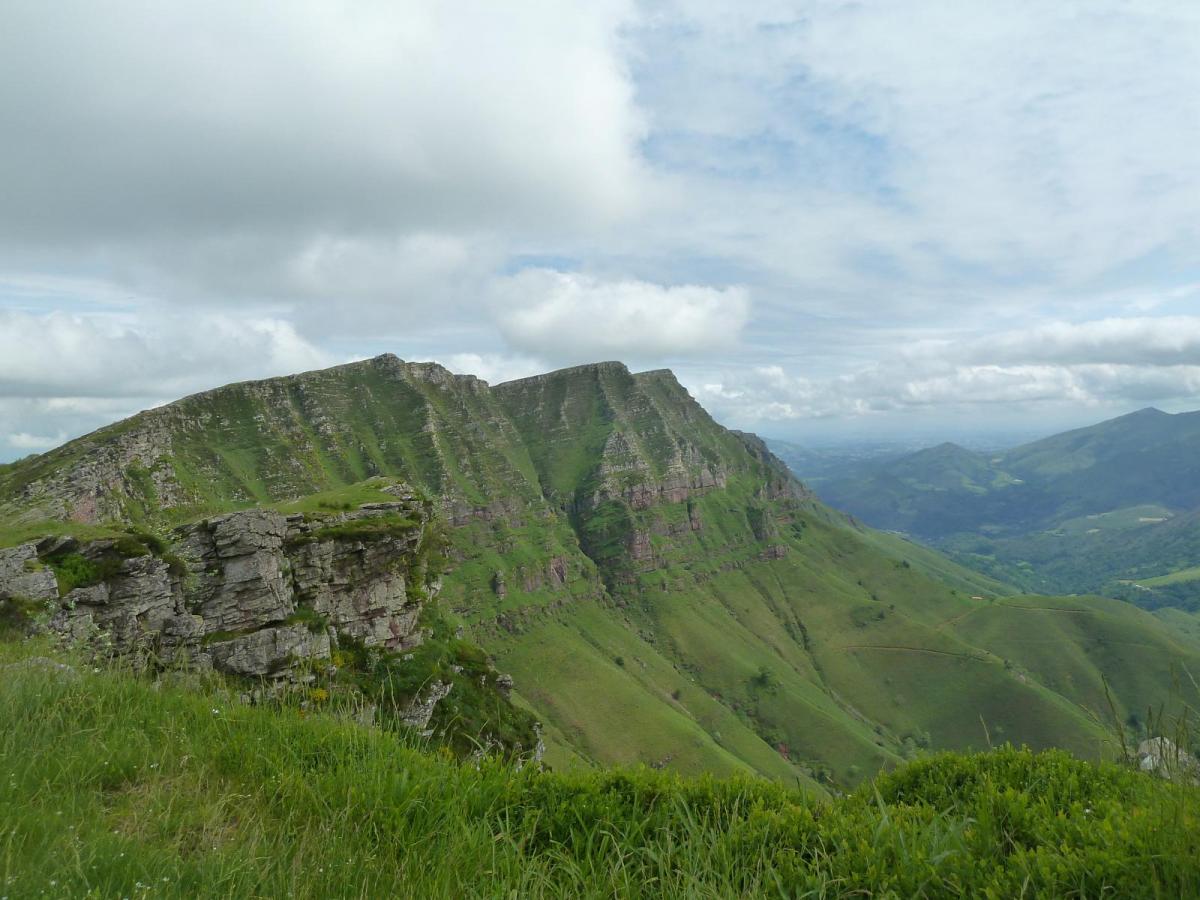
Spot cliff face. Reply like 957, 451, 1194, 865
489, 363, 810, 594
0, 491, 439, 679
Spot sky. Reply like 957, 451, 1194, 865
2, 0, 1200, 460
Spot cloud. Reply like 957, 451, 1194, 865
3, 1, 1200, 452
443, 352, 546, 385
916, 316, 1200, 367
7, 431, 67, 451
0, 396, 165, 461
628, 1, 1200, 305
495, 269, 750, 362
0, 0, 646, 306
695, 317, 1200, 424
0, 308, 332, 399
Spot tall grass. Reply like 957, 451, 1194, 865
1, 638, 1198, 898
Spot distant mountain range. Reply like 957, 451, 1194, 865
3, 358, 1199, 788
770, 408, 1200, 610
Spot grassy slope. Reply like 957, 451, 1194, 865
948, 595, 1200, 724
1155, 608, 1200, 644
3, 640, 1198, 899
480, 367, 1187, 787
852, 524, 1014, 597
476, 499, 1200, 787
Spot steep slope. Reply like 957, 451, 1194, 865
2, 358, 1197, 788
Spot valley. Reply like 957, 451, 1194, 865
772, 408, 1200, 613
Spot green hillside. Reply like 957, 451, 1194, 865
5, 640, 1198, 898
3, 357, 1198, 789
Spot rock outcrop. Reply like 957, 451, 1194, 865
400, 680, 454, 734
0, 491, 441, 680
1137, 737, 1200, 783
0, 542, 58, 604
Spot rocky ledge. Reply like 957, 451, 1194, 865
0, 491, 441, 680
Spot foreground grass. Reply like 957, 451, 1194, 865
1, 643, 1198, 898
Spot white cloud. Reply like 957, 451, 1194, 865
443, 352, 546, 385
629, 1, 1200, 306
0, 308, 332, 399
495, 269, 750, 362
918, 316, 1200, 367
3, 1, 1200, 451
7, 431, 67, 451
695, 317, 1200, 424
0, 0, 647, 307
0, 396, 165, 461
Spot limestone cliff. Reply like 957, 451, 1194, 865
0, 491, 438, 678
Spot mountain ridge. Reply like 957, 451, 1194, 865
3, 357, 1198, 788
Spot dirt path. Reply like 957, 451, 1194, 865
839, 644, 988, 661
936, 602, 1094, 632
997, 604, 1091, 613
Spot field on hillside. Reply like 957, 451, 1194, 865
2, 638, 1199, 899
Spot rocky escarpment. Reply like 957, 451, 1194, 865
0, 491, 440, 679
0, 356, 813, 627
0, 354, 521, 527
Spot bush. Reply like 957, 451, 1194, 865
46, 552, 124, 595
113, 534, 151, 558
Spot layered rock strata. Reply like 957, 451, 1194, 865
0, 495, 439, 679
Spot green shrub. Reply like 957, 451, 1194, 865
113, 534, 151, 558
285, 606, 330, 635
161, 551, 189, 578
46, 552, 124, 595
126, 526, 169, 555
